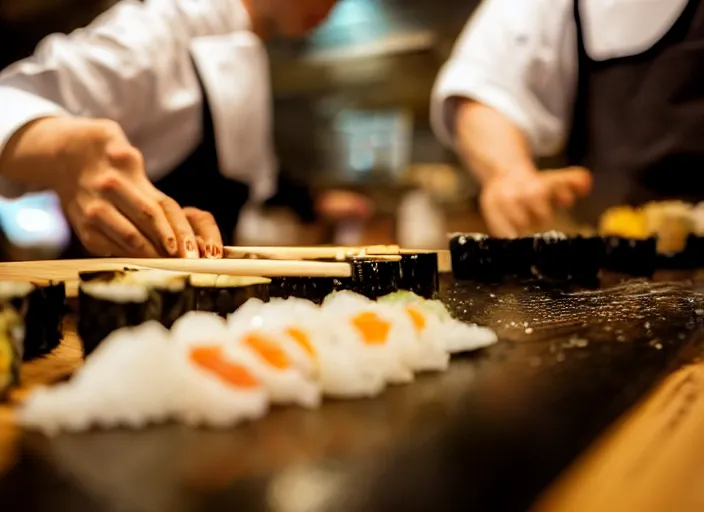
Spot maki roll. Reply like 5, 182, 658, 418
269, 277, 335, 304
190, 274, 270, 317
602, 236, 658, 276
344, 257, 402, 300
500, 237, 534, 278
449, 233, 504, 282
0, 302, 25, 399
532, 232, 605, 283
568, 236, 606, 284
121, 270, 193, 329
531, 231, 572, 281
23, 282, 67, 360
0, 281, 66, 361
78, 281, 157, 357
399, 252, 439, 299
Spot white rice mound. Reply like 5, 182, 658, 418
245, 298, 387, 399
18, 321, 268, 435
171, 311, 231, 347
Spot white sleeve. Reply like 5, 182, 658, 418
430, 0, 577, 157
0, 0, 250, 198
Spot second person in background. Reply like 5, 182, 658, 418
432, 0, 704, 237
0, 0, 339, 258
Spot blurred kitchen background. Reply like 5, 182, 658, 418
0, 0, 486, 260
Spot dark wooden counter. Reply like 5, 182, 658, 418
1, 272, 703, 512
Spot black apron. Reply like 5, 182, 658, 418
568, 0, 704, 223
62, 65, 250, 258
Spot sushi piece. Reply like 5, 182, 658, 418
121, 270, 193, 329
500, 237, 535, 278
449, 233, 504, 282
78, 281, 157, 357
532, 233, 605, 284
344, 257, 402, 300
227, 297, 387, 399
189, 274, 270, 317
23, 282, 67, 360
379, 290, 498, 355
0, 302, 25, 400
173, 311, 321, 409
322, 291, 414, 385
0, 281, 66, 361
268, 277, 334, 304
18, 322, 269, 434
531, 231, 572, 281
602, 236, 658, 276
399, 252, 439, 299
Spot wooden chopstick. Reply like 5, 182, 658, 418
0, 258, 352, 284
223, 245, 400, 260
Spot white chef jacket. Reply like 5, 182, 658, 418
431, 0, 692, 158
0, 0, 277, 201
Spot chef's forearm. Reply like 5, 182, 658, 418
0, 117, 66, 191
454, 99, 538, 185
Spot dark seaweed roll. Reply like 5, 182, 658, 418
23, 282, 67, 360
449, 233, 503, 282
269, 277, 335, 304
500, 237, 535, 278
345, 257, 401, 300
399, 253, 439, 299
78, 281, 157, 357
569, 236, 606, 284
122, 270, 193, 329
531, 231, 572, 281
190, 275, 270, 317
602, 236, 658, 276
0, 302, 24, 400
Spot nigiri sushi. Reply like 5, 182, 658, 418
19, 322, 269, 434
173, 311, 321, 409
379, 291, 498, 354
228, 298, 387, 399
322, 291, 414, 385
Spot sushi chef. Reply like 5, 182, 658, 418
432, 0, 704, 237
0, 0, 339, 259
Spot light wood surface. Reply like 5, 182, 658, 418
0, 258, 351, 282
223, 246, 452, 272
533, 362, 704, 512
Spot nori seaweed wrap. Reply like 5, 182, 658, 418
23, 282, 66, 360
449, 233, 504, 282
399, 252, 439, 299
602, 236, 658, 276
345, 257, 401, 300
0, 281, 65, 361
269, 277, 335, 304
0, 302, 25, 399
532, 231, 572, 281
500, 237, 535, 278
532, 232, 605, 284
189, 275, 270, 317
122, 270, 193, 328
78, 281, 157, 357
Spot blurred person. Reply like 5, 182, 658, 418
0, 0, 339, 259
431, 0, 704, 237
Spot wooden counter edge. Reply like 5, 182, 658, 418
533, 361, 704, 512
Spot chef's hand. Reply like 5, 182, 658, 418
14, 117, 220, 258
479, 167, 592, 238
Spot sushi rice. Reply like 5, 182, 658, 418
19, 322, 268, 434
18, 288, 498, 435
229, 297, 387, 399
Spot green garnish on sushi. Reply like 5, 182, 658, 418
378, 291, 452, 321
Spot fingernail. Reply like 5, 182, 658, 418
204, 243, 212, 258
185, 239, 199, 259
166, 237, 178, 256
